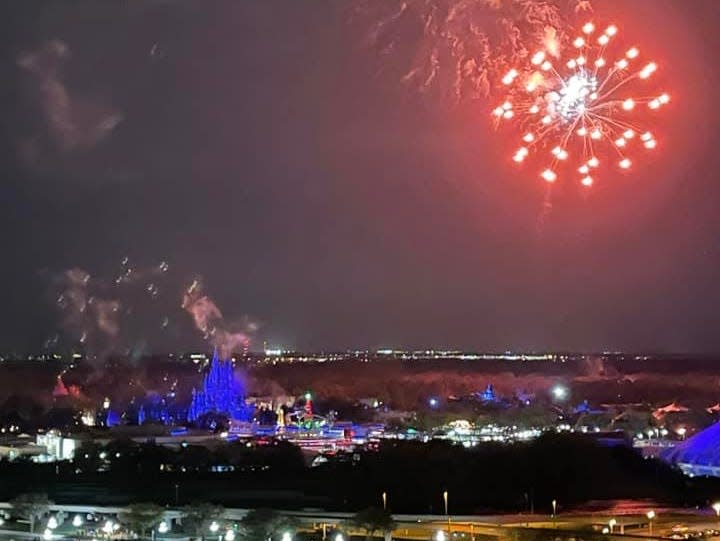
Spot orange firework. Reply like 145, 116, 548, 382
493, 22, 670, 187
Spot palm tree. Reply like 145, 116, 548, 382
119, 502, 164, 538
10, 493, 52, 533
349, 507, 396, 541
182, 502, 225, 541
239, 509, 298, 541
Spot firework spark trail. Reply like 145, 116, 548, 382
182, 277, 256, 359
353, 0, 592, 102
493, 21, 669, 187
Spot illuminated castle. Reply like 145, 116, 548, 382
187, 349, 249, 422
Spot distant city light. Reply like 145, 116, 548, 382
551, 385, 568, 400
429, 398, 439, 408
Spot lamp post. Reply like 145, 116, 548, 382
713, 502, 720, 528
443, 491, 450, 535
646, 510, 655, 536
382, 492, 387, 511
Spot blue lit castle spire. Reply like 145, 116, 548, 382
187, 348, 249, 422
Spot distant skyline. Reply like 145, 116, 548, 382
1, 1, 720, 355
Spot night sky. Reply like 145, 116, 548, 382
1, 0, 719, 354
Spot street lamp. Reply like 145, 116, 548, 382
73, 515, 83, 528
102, 520, 114, 535
551, 500, 557, 517
209, 522, 220, 534
158, 522, 169, 535
713, 502, 720, 528
382, 491, 387, 511
646, 510, 655, 536
334, 534, 344, 541
47, 517, 58, 530
43, 528, 52, 541
224, 530, 235, 541
443, 490, 450, 535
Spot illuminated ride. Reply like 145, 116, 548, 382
493, 21, 669, 187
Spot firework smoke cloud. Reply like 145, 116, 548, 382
16, 40, 123, 168
353, 0, 592, 102
182, 277, 257, 360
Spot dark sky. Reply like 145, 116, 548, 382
1, 0, 719, 354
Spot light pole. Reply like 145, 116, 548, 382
646, 510, 655, 536
713, 502, 720, 528
382, 491, 387, 511
551, 500, 557, 519
443, 491, 450, 535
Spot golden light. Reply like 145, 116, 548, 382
531, 51, 545, 66
541, 169, 557, 183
